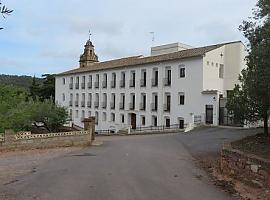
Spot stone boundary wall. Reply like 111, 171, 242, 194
0, 117, 96, 151
0, 130, 92, 151
221, 145, 270, 188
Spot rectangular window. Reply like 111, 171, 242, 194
69, 109, 73, 119
81, 76, 86, 89
103, 112, 107, 121
141, 69, 146, 87
76, 76, 79, 89
121, 114, 125, 123
152, 69, 158, 87
111, 73, 116, 88
111, 113, 115, 122
219, 64, 224, 78
130, 71, 136, 87
63, 78, 65, 85
88, 75, 92, 89
179, 65, 185, 78
75, 110, 79, 118
81, 110, 85, 120
120, 72, 126, 88
120, 93, 125, 110
95, 112, 99, 124
95, 74, 99, 88
179, 92, 185, 105
69, 93, 73, 106
103, 73, 107, 88
152, 116, 157, 126
62, 93, 65, 101
164, 67, 171, 86
141, 116, 145, 126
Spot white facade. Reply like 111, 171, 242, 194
55, 41, 247, 132
151, 42, 193, 56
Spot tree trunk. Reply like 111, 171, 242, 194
264, 114, 269, 136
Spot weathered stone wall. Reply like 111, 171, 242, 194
0, 117, 96, 151
221, 145, 270, 188
0, 130, 92, 151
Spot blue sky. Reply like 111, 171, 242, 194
0, 0, 257, 77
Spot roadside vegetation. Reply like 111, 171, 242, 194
231, 134, 270, 160
227, 0, 270, 136
0, 76, 69, 134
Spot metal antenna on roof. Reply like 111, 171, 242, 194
150, 32, 155, 47
88, 29, 92, 40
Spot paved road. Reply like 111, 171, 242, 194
0, 127, 259, 200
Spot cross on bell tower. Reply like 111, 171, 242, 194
79, 31, 99, 68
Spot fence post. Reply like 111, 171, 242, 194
82, 117, 96, 142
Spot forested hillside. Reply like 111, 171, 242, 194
0, 74, 43, 89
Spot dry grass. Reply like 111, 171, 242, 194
231, 133, 270, 160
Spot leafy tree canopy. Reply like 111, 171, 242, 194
0, 84, 68, 133
227, 0, 270, 135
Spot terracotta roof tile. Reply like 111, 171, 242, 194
57, 41, 241, 76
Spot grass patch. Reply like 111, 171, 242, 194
231, 133, 270, 160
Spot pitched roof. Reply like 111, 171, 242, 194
57, 41, 241, 76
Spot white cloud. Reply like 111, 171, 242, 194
0, 0, 258, 75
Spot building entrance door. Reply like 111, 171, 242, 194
179, 119, 184, 129
205, 105, 214, 124
130, 113, 136, 129
165, 118, 170, 127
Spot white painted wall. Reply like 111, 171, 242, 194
55, 42, 246, 130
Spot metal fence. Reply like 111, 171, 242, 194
95, 123, 186, 135
96, 129, 116, 135
131, 124, 187, 133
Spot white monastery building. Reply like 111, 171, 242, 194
55, 39, 247, 132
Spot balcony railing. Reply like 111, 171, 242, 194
163, 104, 171, 112
87, 101, 91, 108
81, 101, 85, 107
140, 79, 146, 87
75, 100, 79, 107
94, 102, 99, 108
102, 81, 107, 88
140, 103, 146, 111
110, 102, 115, 109
75, 83, 79, 89
87, 82, 92, 89
94, 82, 99, 88
129, 79, 135, 88
120, 80, 125, 88
102, 102, 107, 109
151, 103, 157, 111
69, 101, 73, 106
119, 102, 124, 110
151, 79, 158, 87
69, 83, 73, 89
111, 80, 116, 88
81, 83, 86, 89
129, 103, 135, 110
163, 78, 171, 86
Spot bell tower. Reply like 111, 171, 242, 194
79, 35, 99, 68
